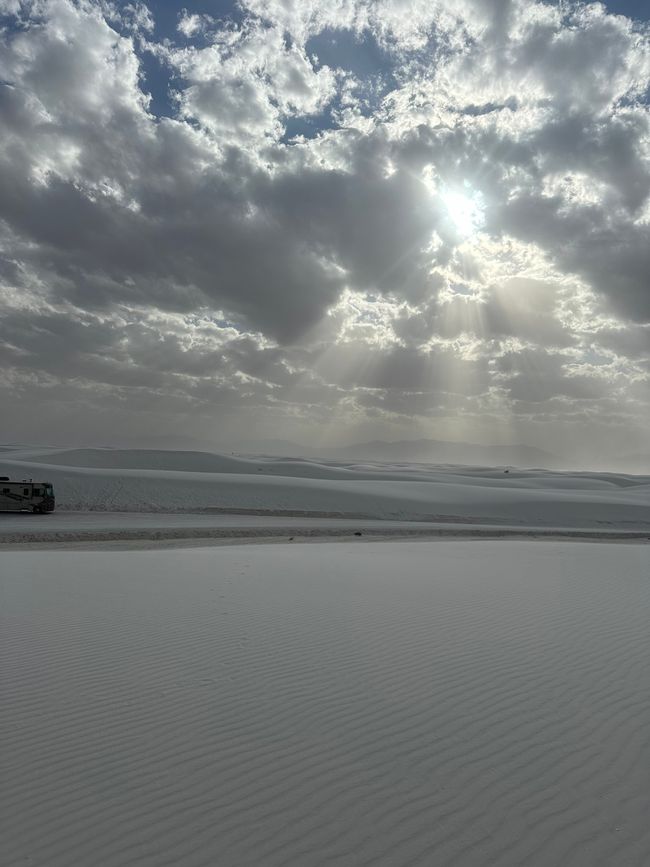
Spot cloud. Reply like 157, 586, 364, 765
496, 346, 610, 403
0, 0, 648, 459
177, 10, 213, 38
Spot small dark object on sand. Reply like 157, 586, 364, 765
354, 531, 363, 536
288, 536, 294, 541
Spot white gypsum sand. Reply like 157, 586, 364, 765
2, 511, 648, 549
0, 446, 648, 531
1, 541, 649, 867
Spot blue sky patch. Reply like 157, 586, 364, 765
307, 28, 394, 81
144, 0, 243, 38
137, 48, 176, 119
601, 0, 648, 20
281, 109, 336, 143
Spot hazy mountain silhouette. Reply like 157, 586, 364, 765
234, 437, 557, 468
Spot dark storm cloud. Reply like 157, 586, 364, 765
495, 193, 650, 325
496, 347, 609, 403
591, 324, 650, 359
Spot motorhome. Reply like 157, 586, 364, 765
0, 478, 55, 513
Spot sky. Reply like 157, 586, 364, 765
0, 0, 649, 466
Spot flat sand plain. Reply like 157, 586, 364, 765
2, 541, 649, 867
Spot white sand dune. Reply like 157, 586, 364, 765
2, 541, 649, 866
1, 446, 648, 530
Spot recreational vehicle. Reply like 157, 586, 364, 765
0, 478, 55, 513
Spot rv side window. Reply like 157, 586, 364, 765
2, 488, 8, 494
33, 488, 41, 496
24, 488, 29, 496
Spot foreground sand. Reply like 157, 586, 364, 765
2, 541, 649, 866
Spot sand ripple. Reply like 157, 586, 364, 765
1, 541, 649, 866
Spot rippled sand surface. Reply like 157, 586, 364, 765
2, 541, 649, 866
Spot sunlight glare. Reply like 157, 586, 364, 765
442, 189, 484, 238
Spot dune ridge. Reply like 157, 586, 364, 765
1, 446, 648, 530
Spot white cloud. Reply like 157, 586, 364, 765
177, 10, 212, 38
169, 22, 337, 144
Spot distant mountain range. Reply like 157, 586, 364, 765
230, 437, 558, 469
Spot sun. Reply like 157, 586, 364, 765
441, 188, 484, 238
